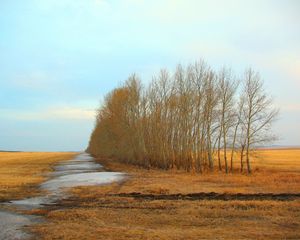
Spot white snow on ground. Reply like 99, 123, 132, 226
41, 172, 123, 192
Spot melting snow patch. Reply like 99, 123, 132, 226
41, 172, 124, 192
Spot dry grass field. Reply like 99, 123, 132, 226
28, 148, 300, 240
0, 152, 77, 202
30, 199, 300, 240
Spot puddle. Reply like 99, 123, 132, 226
0, 210, 40, 240
54, 162, 102, 171
0, 153, 124, 239
41, 172, 123, 192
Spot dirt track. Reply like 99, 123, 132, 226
49, 192, 300, 209
112, 192, 300, 201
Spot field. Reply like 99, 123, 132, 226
27, 148, 300, 240
0, 152, 77, 202
0, 150, 299, 239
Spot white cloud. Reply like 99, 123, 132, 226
279, 104, 300, 112
12, 71, 53, 90
0, 106, 96, 121
43, 106, 96, 120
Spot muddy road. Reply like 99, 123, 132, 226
0, 153, 124, 240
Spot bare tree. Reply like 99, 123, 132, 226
241, 69, 279, 173
230, 94, 243, 172
217, 68, 238, 173
87, 62, 279, 174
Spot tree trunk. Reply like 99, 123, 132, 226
240, 145, 245, 172
217, 128, 222, 171
246, 144, 251, 174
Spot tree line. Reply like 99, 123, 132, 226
87, 60, 278, 174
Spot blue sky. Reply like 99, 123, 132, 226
0, 0, 299, 151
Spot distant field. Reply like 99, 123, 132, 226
30, 148, 300, 240
0, 152, 77, 202
253, 148, 300, 171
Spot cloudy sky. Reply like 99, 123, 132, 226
0, 0, 299, 151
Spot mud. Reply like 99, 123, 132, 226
112, 192, 300, 201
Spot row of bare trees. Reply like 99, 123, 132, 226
87, 60, 278, 173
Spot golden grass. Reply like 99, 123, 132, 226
82, 148, 300, 194
29, 148, 300, 239
252, 148, 300, 171
30, 199, 300, 240
0, 152, 77, 202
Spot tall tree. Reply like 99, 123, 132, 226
218, 68, 238, 173
87, 62, 279, 174
241, 69, 278, 173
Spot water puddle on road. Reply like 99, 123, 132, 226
0, 153, 124, 240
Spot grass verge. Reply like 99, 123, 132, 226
0, 152, 77, 202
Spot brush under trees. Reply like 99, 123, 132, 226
87, 61, 278, 174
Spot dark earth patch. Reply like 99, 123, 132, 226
111, 192, 300, 201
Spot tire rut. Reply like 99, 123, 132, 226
110, 192, 300, 201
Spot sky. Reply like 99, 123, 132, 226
0, 0, 299, 151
